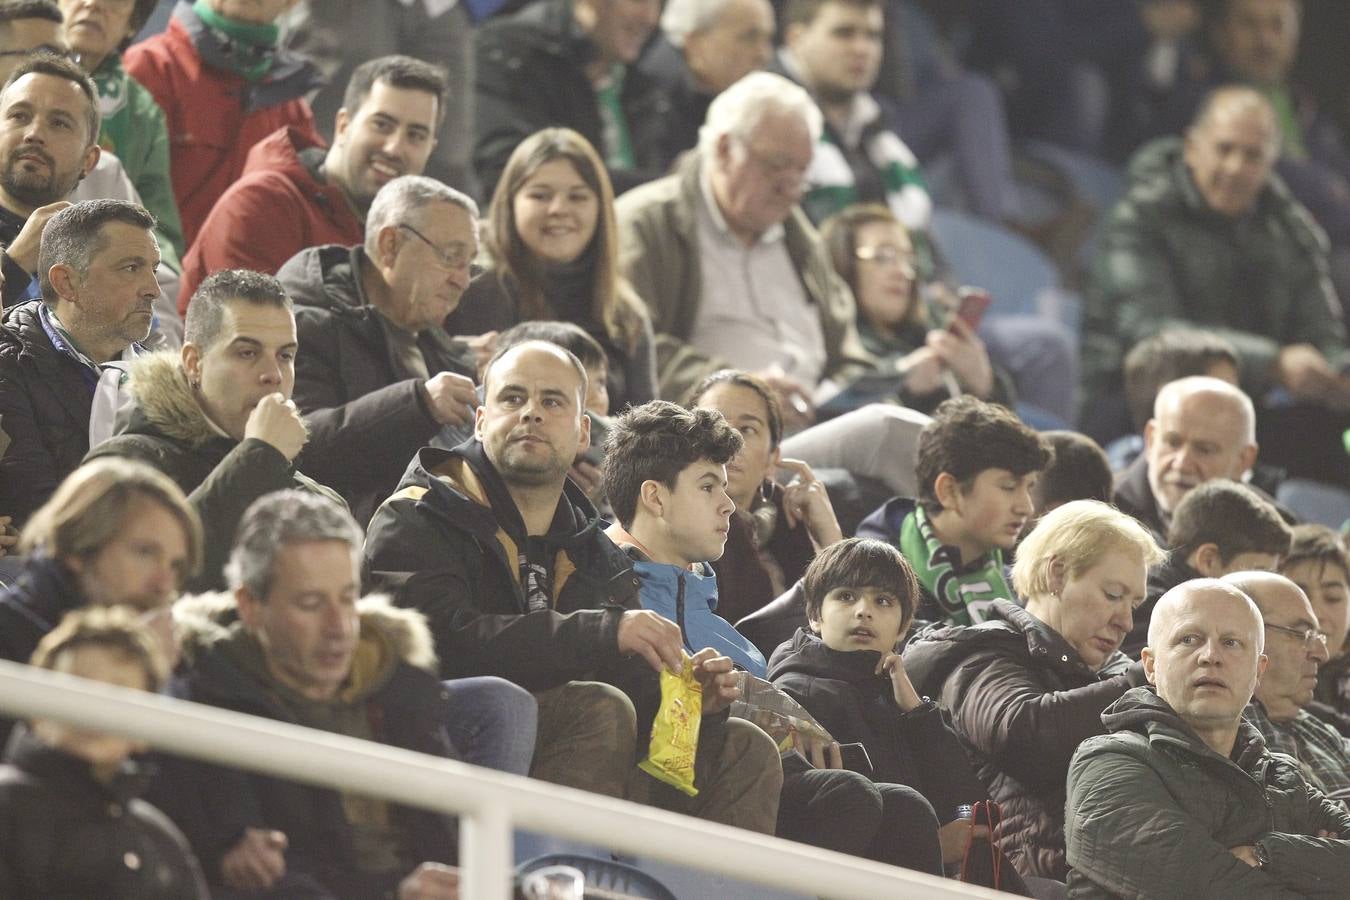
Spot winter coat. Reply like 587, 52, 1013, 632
0, 729, 209, 900
84, 352, 345, 592
451, 267, 658, 411
1083, 136, 1345, 423
363, 441, 646, 695
615, 151, 873, 402
902, 599, 1148, 880
150, 593, 457, 898
179, 127, 363, 314
0, 302, 101, 524
472, 0, 673, 197
1065, 686, 1350, 898
277, 243, 475, 525
124, 2, 322, 246
768, 628, 988, 821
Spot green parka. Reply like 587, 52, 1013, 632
1066, 686, 1350, 898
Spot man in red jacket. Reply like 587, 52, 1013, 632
124, 0, 321, 247
177, 54, 446, 315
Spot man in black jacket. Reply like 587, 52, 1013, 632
365, 340, 783, 832
0, 198, 159, 524
153, 490, 460, 900
277, 174, 479, 525
473, 0, 672, 197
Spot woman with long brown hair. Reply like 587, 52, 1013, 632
451, 127, 657, 410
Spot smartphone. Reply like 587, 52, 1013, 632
950, 287, 992, 333
837, 742, 874, 777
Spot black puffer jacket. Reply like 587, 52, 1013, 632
0, 301, 98, 525
0, 728, 209, 899
902, 599, 1147, 880
276, 243, 476, 525
472, 0, 673, 197
85, 353, 346, 592
767, 628, 989, 822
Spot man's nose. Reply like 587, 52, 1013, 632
1309, 632, 1330, 664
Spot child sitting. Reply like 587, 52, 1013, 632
769, 538, 1007, 875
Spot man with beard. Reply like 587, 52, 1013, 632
364, 340, 784, 833
0, 198, 161, 525
178, 55, 446, 315
0, 54, 100, 309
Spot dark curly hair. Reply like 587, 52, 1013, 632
916, 396, 1050, 517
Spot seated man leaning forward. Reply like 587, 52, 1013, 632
152, 491, 470, 900
1065, 579, 1350, 897
364, 340, 783, 831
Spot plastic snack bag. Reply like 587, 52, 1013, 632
638, 657, 702, 796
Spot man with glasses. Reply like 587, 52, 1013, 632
1225, 571, 1350, 799
178, 54, 447, 317
276, 175, 479, 524
616, 70, 871, 417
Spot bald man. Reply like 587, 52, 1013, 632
1113, 375, 1285, 545
1225, 571, 1350, 797
1084, 86, 1350, 477
1065, 579, 1350, 896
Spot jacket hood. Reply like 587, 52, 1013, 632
123, 351, 220, 448
903, 598, 1131, 696
1098, 685, 1271, 770
173, 590, 438, 675
276, 243, 367, 313
240, 125, 326, 182
766, 627, 890, 689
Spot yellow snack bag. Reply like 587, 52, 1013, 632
638, 658, 702, 797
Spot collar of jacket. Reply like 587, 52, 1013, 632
5, 725, 151, 804
0, 555, 87, 635
1102, 684, 1273, 779
122, 351, 236, 449
770, 626, 891, 693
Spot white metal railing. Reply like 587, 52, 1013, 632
0, 660, 1006, 899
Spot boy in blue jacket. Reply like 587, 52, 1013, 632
601, 400, 945, 874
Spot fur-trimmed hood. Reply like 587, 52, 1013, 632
173, 590, 439, 675
123, 351, 220, 448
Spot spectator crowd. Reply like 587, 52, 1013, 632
0, 0, 1349, 897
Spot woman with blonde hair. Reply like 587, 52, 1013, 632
451, 127, 658, 411
0, 458, 201, 680
903, 500, 1165, 883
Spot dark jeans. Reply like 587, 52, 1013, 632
776, 766, 943, 876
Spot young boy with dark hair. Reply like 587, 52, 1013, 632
858, 396, 1051, 626
767, 537, 1004, 876
1120, 479, 1293, 659
601, 400, 948, 876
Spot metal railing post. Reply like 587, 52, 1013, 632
461, 803, 514, 900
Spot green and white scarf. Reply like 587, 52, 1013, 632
899, 505, 1012, 626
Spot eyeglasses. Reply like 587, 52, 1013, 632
855, 244, 917, 269
397, 223, 475, 271
1264, 621, 1331, 649
738, 141, 811, 188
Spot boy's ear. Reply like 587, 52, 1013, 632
807, 614, 822, 635
1189, 543, 1224, 577
933, 471, 962, 511
638, 479, 665, 519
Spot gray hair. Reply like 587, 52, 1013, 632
365, 175, 480, 252
1153, 375, 1257, 446
697, 70, 822, 161
225, 491, 364, 600
661, 0, 733, 47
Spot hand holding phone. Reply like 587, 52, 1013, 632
950, 287, 992, 333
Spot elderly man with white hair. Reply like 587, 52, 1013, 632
616, 70, 871, 415
1111, 374, 1292, 547
639, 0, 777, 166
1064, 578, 1350, 897
275, 175, 481, 524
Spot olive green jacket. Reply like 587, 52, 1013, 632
1082, 138, 1344, 416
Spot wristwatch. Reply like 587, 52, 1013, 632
1253, 842, 1270, 869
